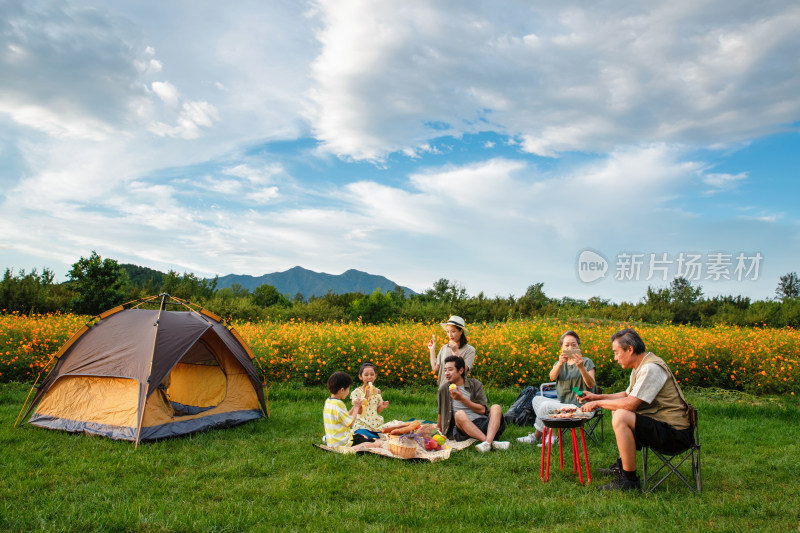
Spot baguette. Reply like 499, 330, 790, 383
389, 420, 421, 435
382, 421, 413, 434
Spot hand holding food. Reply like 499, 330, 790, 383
361, 383, 371, 414
449, 386, 465, 402
449, 383, 456, 391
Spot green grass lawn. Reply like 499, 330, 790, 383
1, 383, 799, 532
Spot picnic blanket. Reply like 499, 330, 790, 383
314, 419, 477, 463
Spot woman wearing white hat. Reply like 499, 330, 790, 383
428, 315, 476, 388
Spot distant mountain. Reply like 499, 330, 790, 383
215, 266, 417, 298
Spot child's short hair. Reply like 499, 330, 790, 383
327, 371, 353, 394
358, 361, 377, 376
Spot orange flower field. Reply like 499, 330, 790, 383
2, 312, 797, 395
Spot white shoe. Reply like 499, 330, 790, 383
475, 441, 492, 453
536, 434, 558, 448
517, 433, 537, 444
492, 441, 510, 450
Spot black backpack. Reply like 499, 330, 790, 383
504, 385, 539, 426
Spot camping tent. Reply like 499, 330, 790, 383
19, 295, 267, 445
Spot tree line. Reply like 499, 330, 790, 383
2, 251, 799, 328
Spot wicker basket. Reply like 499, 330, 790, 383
388, 436, 417, 459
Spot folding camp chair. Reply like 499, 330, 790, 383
539, 382, 604, 443
538, 382, 558, 399
642, 405, 702, 493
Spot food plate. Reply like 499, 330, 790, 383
540, 407, 594, 428
548, 412, 593, 420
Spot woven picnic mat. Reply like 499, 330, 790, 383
313, 419, 477, 462
313, 437, 475, 462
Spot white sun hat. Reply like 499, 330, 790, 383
440, 315, 468, 335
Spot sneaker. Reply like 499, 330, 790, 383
517, 433, 538, 444
536, 434, 558, 448
475, 441, 492, 453
491, 441, 510, 450
599, 472, 642, 492
597, 458, 622, 475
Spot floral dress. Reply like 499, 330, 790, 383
350, 385, 384, 432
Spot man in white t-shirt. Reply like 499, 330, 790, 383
579, 329, 691, 491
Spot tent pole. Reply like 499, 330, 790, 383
135, 295, 167, 447
13, 376, 41, 428
128, 295, 161, 309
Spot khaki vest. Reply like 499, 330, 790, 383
630, 353, 689, 430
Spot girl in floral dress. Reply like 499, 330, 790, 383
350, 361, 389, 438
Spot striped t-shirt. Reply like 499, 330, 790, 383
323, 397, 353, 448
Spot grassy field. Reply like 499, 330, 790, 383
2, 383, 799, 532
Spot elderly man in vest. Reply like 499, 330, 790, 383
578, 328, 691, 491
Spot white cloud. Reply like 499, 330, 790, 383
0, 139, 794, 300
246, 187, 280, 204
0, 101, 114, 140
222, 163, 286, 185
407, 158, 526, 211
1, 1, 798, 302
0, 1, 315, 206
701, 171, 748, 190
738, 213, 779, 223
307, 0, 800, 160
149, 100, 219, 139
343, 181, 438, 234
151, 81, 180, 108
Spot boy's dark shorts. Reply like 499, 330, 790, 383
453, 414, 506, 442
634, 413, 692, 454
352, 433, 376, 446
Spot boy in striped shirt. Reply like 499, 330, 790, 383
323, 371, 380, 450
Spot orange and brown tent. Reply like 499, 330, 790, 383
17, 294, 267, 446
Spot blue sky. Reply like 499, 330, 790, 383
1, 0, 798, 303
